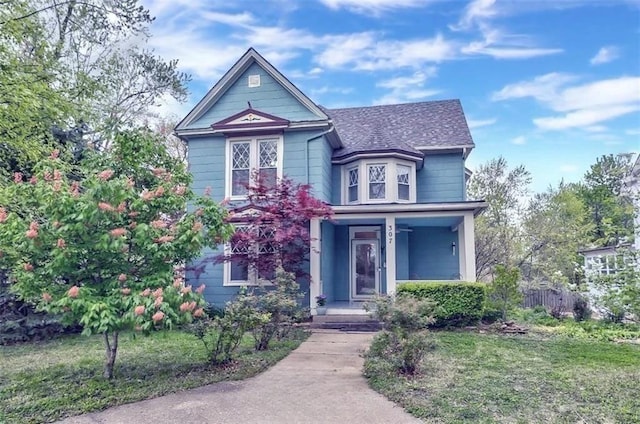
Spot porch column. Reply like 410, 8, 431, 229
309, 218, 321, 314
463, 212, 476, 282
458, 221, 467, 281
385, 216, 397, 295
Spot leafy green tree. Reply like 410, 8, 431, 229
468, 157, 531, 280
0, 130, 232, 378
578, 154, 634, 246
487, 265, 522, 320
521, 183, 592, 286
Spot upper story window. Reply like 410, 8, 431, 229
343, 159, 416, 204
227, 136, 283, 199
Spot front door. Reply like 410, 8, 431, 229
351, 239, 380, 299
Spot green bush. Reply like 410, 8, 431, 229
397, 281, 486, 327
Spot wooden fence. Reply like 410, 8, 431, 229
521, 288, 580, 312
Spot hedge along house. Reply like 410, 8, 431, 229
175, 48, 487, 314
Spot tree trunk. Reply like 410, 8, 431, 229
103, 331, 119, 379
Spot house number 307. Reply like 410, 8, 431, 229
387, 225, 393, 245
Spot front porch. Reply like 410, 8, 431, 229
308, 202, 486, 315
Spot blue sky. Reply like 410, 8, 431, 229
142, 0, 640, 193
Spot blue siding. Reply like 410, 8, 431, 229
186, 246, 240, 306
408, 227, 459, 280
188, 63, 320, 129
333, 226, 350, 301
320, 221, 335, 302
396, 227, 410, 280
188, 135, 226, 198
417, 153, 465, 203
308, 135, 333, 203
331, 165, 341, 205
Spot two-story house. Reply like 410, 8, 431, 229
175, 48, 487, 313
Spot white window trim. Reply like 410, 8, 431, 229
223, 224, 276, 287
341, 159, 416, 205
225, 135, 283, 200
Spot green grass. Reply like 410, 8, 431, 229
0, 329, 308, 423
365, 331, 640, 423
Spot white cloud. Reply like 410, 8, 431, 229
200, 11, 255, 26
466, 118, 497, 129
560, 164, 578, 173
318, 0, 425, 15
626, 128, 640, 135
511, 136, 526, 145
494, 74, 640, 130
454, 0, 499, 30
374, 69, 440, 105
309, 67, 324, 75
585, 125, 608, 132
590, 46, 620, 65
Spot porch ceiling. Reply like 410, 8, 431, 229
330, 216, 462, 227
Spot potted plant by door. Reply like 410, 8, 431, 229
316, 294, 327, 315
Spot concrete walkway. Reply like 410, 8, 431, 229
58, 330, 421, 424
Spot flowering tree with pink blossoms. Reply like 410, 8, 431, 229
0, 130, 232, 378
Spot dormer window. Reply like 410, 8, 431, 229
343, 159, 416, 204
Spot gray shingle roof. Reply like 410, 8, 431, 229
324, 100, 474, 160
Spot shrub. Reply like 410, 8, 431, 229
364, 294, 436, 376
397, 281, 486, 327
572, 296, 592, 322
487, 265, 522, 320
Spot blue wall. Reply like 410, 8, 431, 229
188, 62, 320, 129
308, 135, 333, 203
395, 227, 410, 280
320, 221, 335, 302
408, 227, 459, 280
333, 226, 350, 301
331, 165, 341, 205
188, 135, 226, 198
417, 153, 465, 203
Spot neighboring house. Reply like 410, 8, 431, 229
175, 48, 487, 312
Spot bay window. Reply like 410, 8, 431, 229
343, 159, 416, 204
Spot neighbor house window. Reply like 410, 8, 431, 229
368, 164, 386, 200
227, 136, 282, 199
348, 167, 359, 203
343, 159, 416, 204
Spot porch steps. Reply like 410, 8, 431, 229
311, 314, 382, 332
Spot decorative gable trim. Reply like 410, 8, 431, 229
212, 108, 290, 131
176, 48, 328, 131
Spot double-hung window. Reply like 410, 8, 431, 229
347, 167, 359, 203
368, 164, 386, 200
227, 136, 282, 199
397, 165, 410, 201
224, 224, 277, 286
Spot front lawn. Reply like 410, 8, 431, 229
365, 331, 640, 423
0, 329, 308, 424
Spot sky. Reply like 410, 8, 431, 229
141, 0, 640, 194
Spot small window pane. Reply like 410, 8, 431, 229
230, 258, 248, 281
368, 165, 386, 200
397, 165, 410, 201
348, 168, 358, 202
259, 140, 278, 168
231, 142, 251, 196
232, 170, 249, 195
259, 168, 277, 188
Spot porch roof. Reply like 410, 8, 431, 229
331, 201, 487, 217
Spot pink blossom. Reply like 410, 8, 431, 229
193, 308, 204, 318
196, 284, 206, 295
52, 181, 62, 192
56, 238, 66, 249
110, 228, 127, 237
150, 220, 167, 229
155, 186, 165, 196
70, 181, 80, 197
203, 186, 212, 196
141, 190, 155, 201
173, 278, 182, 289
121, 288, 131, 295
118, 273, 127, 282
162, 172, 172, 182
152, 167, 166, 177
98, 202, 115, 212
181, 285, 192, 294
152, 311, 165, 323
29, 221, 38, 231
23, 263, 34, 271
42, 292, 52, 303
25, 229, 38, 239
126, 177, 135, 188
194, 208, 203, 217
152, 288, 163, 298
134, 305, 145, 315
0, 207, 7, 223
53, 170, 62, 181
116, 202, 126, 213
53, 221, 61, 228
98, 169, 114, 181
14, 172, 23, 184
128, 211, 139, 218
129, 222, 137, 230
50, 149, 60, 159
141, 288, 151, 297
43, 171, 52, 181
154, 296, 163, 308
179, 302, 190, 312
173, 185, 186, 195
192, 221, 203, 232
29, 176, 38, 185
68, 286, 79, 298
155, 235, 174, 244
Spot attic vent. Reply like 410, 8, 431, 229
248, 74, 261, 88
